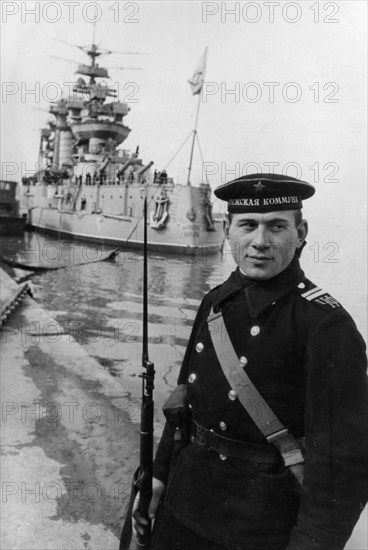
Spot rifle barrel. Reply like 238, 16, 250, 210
119, 194, 155, 550
137, 196, 154, 548
142, 197, 148, 363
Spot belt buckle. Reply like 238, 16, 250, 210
196, 424, 207, 446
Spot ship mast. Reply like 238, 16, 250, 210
186, 47, 207, 187
186, 93, 202, 187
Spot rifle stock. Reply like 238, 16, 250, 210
136, 359, 154, 548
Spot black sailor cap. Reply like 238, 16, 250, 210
214, 173, 315, 213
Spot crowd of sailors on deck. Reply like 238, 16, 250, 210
71, 169, 168, 187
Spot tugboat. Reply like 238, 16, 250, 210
21, 42, 223, 255
0, 180, 27, 236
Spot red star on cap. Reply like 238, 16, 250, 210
253, 180, 266, 193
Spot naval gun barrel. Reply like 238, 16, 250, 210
98, 156, 110, 172
118, 160, 134, 177
137, 161, 154, 182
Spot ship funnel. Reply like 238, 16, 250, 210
137, 161, 154, 181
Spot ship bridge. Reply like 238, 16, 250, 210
72, 120, 131, 146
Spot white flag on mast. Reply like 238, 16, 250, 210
188, 48, 207, 95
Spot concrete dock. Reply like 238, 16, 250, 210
1, 267, 137, 549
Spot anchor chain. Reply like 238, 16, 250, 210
0, 283, 33, 330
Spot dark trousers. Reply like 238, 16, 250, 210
150, 505, 229, 550
150, 504, 290, 550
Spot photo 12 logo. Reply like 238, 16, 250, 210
1, 81, 140, 105
202, 2, 340, 24
202, 161, 339, 184
1, 399, 141, 425
2, 479, 133, 504
1, 1, 140, 24
201, 81, 340, 104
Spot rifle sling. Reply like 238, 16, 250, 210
207, 307, 304, 480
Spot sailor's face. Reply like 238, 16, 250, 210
224, 210, 308, 280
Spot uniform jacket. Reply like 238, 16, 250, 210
153, 257, 368, 550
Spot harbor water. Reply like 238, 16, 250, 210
1, 227, 367, 415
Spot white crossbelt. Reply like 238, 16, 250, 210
207, 307, 305, 488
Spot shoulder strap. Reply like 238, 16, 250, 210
296, 280, 342, 311
207, 307, 304, 486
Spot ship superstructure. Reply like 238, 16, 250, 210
22, 41, 223, 255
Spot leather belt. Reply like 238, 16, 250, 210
190, 421, 281, 464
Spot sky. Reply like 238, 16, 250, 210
1, 1, 366, 191
1, 0, 367, 325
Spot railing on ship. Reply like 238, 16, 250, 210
81, 176, 175, 186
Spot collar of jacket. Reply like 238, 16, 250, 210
213, 256, 305, 319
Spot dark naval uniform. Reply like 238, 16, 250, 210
152, 258, 368, 550
148, 174, 368, 550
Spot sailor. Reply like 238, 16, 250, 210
134, 173, 368, 550
128, 170, 134, 184
160, 169, 168, 184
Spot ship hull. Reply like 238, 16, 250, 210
24, 183, 224, 256
26, 216, 221, 255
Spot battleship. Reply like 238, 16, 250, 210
21, 41, 223, 255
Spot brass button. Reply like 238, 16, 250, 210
188, 373, 197, 383
239, 356, 248, 367
190, 435, 195, 443
250, 325, 260, 336
188, 403, 193, 409
219, 421, 227, 431
228, 390, 237, 401
196, 342, 204, 353
298, 282, 305, 289
219, 454, 228, 461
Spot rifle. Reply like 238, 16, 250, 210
120, 197, 155, 550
